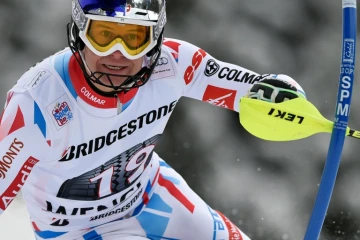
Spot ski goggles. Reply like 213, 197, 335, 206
79, 18, 155, 59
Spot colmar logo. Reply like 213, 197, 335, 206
81, 86, 106, 106
202, 85, 236, 110
204, 59, 220, 77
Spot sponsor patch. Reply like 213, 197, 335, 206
204, 59, 220, 77
46, 94, 74, 130
343, 39, 355, 63
184, 48, 207, 85
0, 156, 39, 210
151, 56, 175, 80
156, 57, 169, 66
29, 69, 51, 89
0, 138, 24, 179
343, 0, 356, 8
202, 85, 236, 110
217, 211, 243, 240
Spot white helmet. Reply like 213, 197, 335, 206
67, 0, 167, 92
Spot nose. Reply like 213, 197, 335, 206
110, 50, 125, 59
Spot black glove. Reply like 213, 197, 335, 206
247, 74, 306, 103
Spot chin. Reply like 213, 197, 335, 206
100, 75, 127, 87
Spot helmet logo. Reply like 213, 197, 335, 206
126, 4, 131, 13
72, 1, 81, 21
72, 0, 87, 31
154, 6, 166, 41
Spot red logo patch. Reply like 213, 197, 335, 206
163, 40, 181, 63
217, 211, 243, 240
52, 102, 73, 126
184, 49, 207, 85
0, 157, 39, 210
202, 85, 236, 110
0, 138, 24, 179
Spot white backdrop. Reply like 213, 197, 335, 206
0, 195, 34, 240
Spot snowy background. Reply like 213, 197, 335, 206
1, 0, 360, 239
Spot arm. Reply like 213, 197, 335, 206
169, 39, 305, 110
0, 91, 51, 215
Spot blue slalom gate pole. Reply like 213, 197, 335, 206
304, 1, 357, 239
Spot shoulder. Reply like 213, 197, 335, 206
150, 38, 204, 81
148, 38, 207, 90
162, 38, 206, 62
0, 92, 51, 165
162, 38, 208, 71
10, 48, 71, 94
2, 91, 33, 113
1, 91, 36, 135
163, 38, 201, 50
11, 60, 53, 94
161, 38, 209, 85
149, 38, 197, 82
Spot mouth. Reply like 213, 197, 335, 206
96, 64, 130, 87
102, 64, 129, 74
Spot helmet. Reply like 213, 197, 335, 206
67, 0, 166, 93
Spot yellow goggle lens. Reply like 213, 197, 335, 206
86, 20, 151, 56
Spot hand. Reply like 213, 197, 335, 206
247, 74, 306, 103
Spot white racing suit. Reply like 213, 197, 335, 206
0, 38, 300, 239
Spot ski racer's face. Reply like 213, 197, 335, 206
83, 46, 143, 92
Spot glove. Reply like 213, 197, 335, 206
246, 74, 306, 103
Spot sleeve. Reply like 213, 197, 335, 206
0, 91, 51, 215
169, 38, 270, 112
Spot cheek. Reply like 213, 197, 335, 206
134, 58, 143, 70
83, 48, 99, 70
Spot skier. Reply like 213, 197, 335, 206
0, 0, 306, 239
